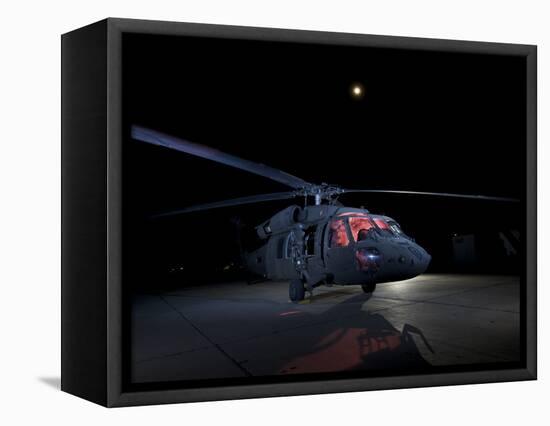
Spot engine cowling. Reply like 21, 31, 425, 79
256, 205, 303, 239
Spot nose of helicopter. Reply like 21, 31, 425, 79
355, 240, 431, 281
389, 241, 431, 280
410, 243, 431, 275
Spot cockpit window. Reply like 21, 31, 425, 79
328, 219, 349, 248
330, 214, 408, 244
348, 216, 377, 242
387, 221, 404, 236
373, 218, 389, 229
373, 218, 395, 237
372, 217, 409, 238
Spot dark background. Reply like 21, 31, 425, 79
122, 33, 526, 288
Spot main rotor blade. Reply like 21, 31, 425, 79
132, 126, 310, 190
342, 189, 519, 202
152, 191, 298, 218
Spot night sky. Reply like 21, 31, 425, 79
122, 32, 526, 286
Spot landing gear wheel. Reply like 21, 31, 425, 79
289, 279, 306, 303
361, 282, 377, 294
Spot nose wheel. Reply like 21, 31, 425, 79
361, 282, 377, 294
289, 279, 306, 303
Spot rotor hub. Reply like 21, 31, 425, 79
295, 184, 345, 205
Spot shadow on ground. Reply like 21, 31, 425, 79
243, 292, 434, 376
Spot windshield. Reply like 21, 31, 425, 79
331, 213, 409, 244
372, 218, 393, 236
373, 217, 410, 239
387, 220, 405, 236
348, 216, 377, 242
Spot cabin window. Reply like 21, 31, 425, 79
328, 219, 349, 248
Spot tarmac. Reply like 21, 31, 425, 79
131, 274, 521, 383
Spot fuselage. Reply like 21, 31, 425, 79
246, 204, 431, 286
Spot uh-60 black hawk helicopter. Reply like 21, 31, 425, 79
132, 126, 518, 303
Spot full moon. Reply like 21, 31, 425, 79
350, 83, 364, 99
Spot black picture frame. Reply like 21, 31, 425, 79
61, 17, 537, 407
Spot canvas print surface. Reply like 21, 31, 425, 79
122, 33, 526, 390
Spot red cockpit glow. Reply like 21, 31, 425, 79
373, 218, 390, 230
348, 217, 375, 241
329, 219, 349, 247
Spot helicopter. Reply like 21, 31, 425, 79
132, 126, 519, 303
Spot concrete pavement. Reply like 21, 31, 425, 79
131, 274, 520, 383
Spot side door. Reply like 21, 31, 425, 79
324, 218, 356, 283
303, 224, 325, 284
266, 233, 299, 280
